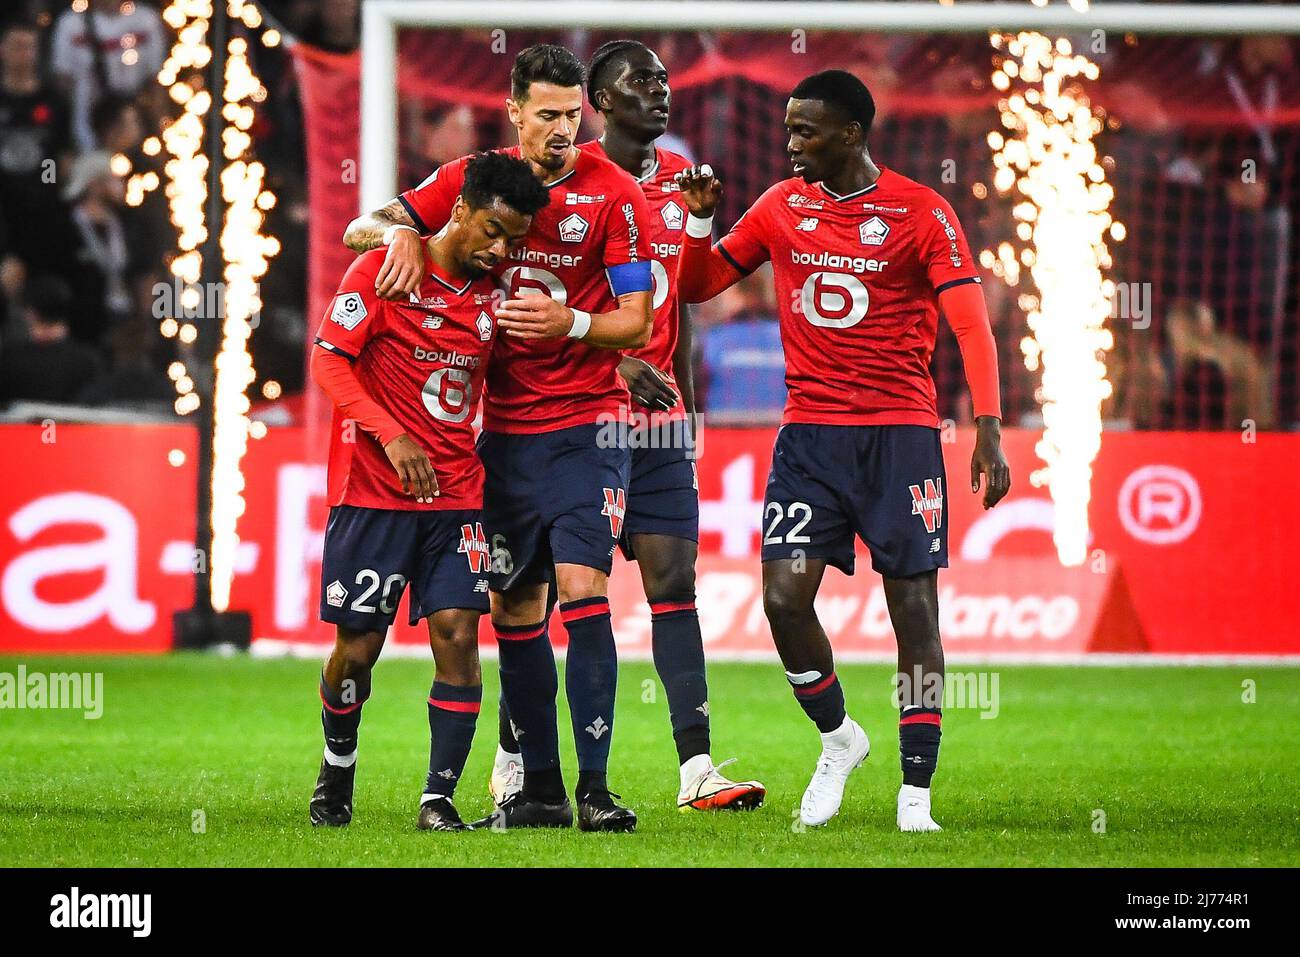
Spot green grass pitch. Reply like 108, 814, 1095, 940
3, 655, 1297, 867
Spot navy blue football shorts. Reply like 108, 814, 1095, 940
619, 435, 699, 560
760, 423, 948, 579
477, 423, 630, 592
319, 505, 491, 632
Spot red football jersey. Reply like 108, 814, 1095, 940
314, 248, 498, 510
715, 167, 981, 427
579, 140, 692, 418
399, 147, 652, 433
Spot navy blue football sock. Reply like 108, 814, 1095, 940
320, 669, 371, 758
899, 707, 942, 787
786, 669, 847, 733
560, 597, 618, 774
649, 596, 710, 764
423, 682, 481, 799
497, 694, 520, 754
494, 620, 561, 780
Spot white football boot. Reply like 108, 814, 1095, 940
677, 757, 767, 811
799, 717, 870, 826
488, 745, 524, 807
897, 783, 942, 832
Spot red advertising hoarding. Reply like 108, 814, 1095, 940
1, 424, 1295, 657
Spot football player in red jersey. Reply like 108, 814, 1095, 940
343, 46, 653, 832
571, 40, 765, 811
677, 71, 1011, 831
308, 152, 548, 832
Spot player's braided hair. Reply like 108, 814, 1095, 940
790, 70, 877, 134
586, 39, 652, 110
461, 151, 550, 217
510, 44, 586, 101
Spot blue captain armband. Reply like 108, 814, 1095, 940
606, 260, 653, 296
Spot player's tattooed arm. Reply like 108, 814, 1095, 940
343, 198, 416, 252
619, 356, 679, 412
971, 415, 1011, 510
343, 199, 425, 300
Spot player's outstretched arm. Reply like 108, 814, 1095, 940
675, 165, 745, 303
938, 281, 1011, 509
495, 289, 653, 349
342, 199, 425, 300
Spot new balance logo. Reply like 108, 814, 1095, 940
458, 522, 490, 573
586, 716, 609, 740
437, 768, 456, 780
473, 579, 489, 593
930, 538, 941, 554
601, 487, 626, 538
795, 216, 819, 232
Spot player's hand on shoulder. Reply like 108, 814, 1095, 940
675, 164, 722, 218
383, 433, 439, 503
619, 356, 679, 412
495, 293, 574, 340
374, 229, 424, 300
970, 415, 1011, 510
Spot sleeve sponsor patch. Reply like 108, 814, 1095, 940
330, 291, 368, 330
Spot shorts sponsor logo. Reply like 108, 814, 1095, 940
330, 292, 367, 330
325, 580, 348, 607
859, 215, 890, 246
601, 487, 627, 538
909, 478, 944, 534
558, 212, 589, 243
458, 522, 490, 573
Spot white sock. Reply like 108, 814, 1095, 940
900, 783, 931, 802
680, 753, 713, 789
323, 746, 356, 768
494, 744, 521, 769
820, 715, 855, 750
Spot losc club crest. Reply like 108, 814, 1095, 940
661, 200, 684, 231
475, 310, 493, 341
558, 212, 589, 243
859, 215, 890, 246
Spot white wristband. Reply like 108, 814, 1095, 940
567, 308, 592, 339
382, 223, 418, 246
685, 213, 714, 239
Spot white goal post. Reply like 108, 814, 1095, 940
358, 0, 1300, 212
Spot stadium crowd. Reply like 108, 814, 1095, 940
0, 0, 1296, 430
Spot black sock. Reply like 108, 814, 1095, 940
320, 668, 370, 758
649, 596, 710, 764
560, 597, 618, 774
786, 670, 846, 733
900, 707, 942, 787
497, 694, 520, 755
423, 682, 481, 799
494, 620, 561, 780
576, 769, 608, 799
